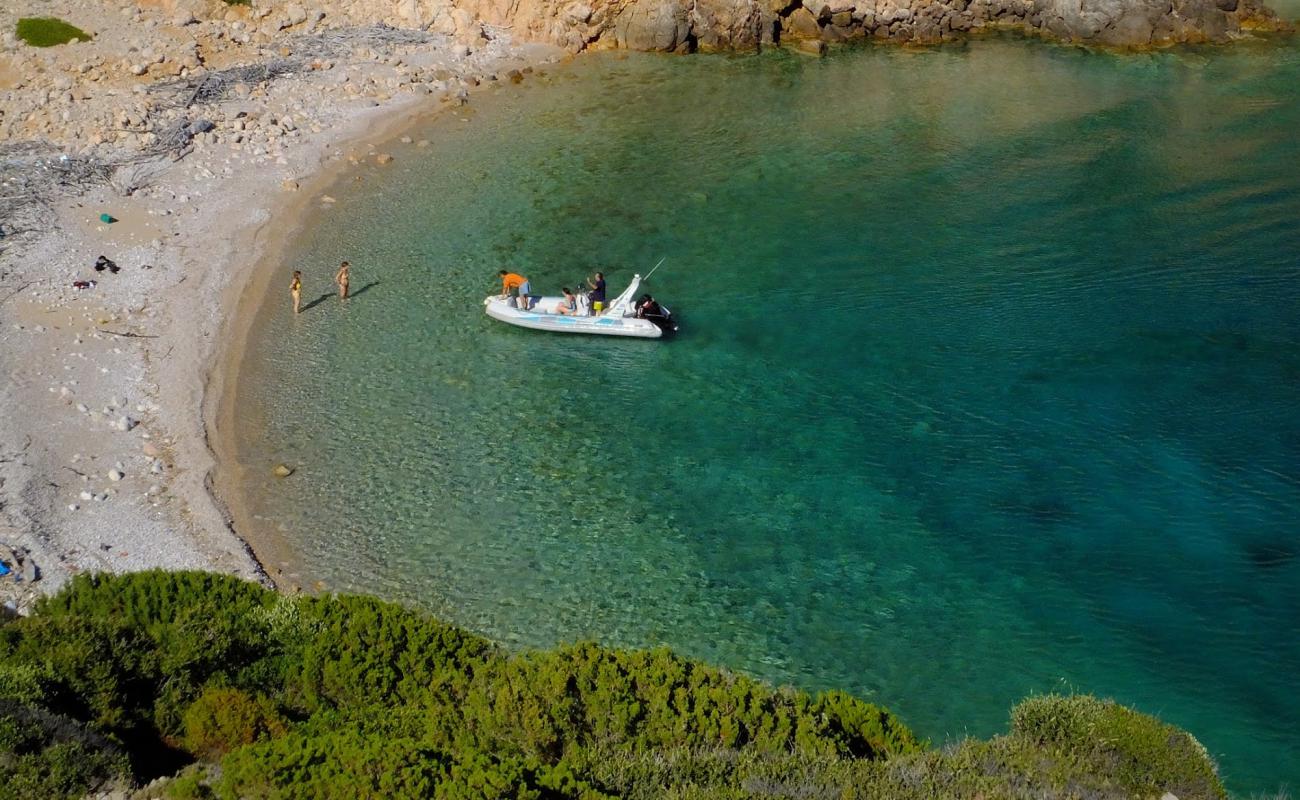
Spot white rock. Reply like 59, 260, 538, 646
108, 469, 125, 482
79, 490, 93, 501
68, 504, 79, 511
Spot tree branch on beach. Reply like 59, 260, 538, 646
97, 329, 159, 339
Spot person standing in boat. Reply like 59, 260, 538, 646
586, 271, 606, 315
499, 270, 531, 310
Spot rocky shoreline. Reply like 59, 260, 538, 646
0, 0, 1293, 153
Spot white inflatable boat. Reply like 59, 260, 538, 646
483, 273, 677, 339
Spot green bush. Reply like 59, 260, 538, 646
14, 17, 92, 47
1009, 694, 1225, 799
183, 686, 287, 757
0, 571, 1229, 800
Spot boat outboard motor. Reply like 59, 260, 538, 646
637, 295, 676, 334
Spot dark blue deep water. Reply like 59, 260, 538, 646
231, 37, 1300, 793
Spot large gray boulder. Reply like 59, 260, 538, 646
610, 0, 693, 49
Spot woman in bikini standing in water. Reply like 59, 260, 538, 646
334, 261, 350, 300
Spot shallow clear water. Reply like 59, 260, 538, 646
232, 37, 1300, 794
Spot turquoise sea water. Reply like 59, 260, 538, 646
231, 37, 1300, 794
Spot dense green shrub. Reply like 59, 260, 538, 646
0, 571, 1228, 799
182, 686, 287, 757
1009, 694, 1225, 799
14, 17, 92, 47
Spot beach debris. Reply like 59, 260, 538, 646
282, 180, 300, 192
72, 280, 97, 290
114, 415, 138, 432
1, 546, 40, 584
94, 255, 120, 274
108, 469, 125, 482
375, 153, 393, 165
272, 463, 294, 478
99, 213, 117, 224
320, 195, 336, 204
99, 328, 160, 339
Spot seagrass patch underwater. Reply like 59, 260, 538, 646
231, 36, 1300, 793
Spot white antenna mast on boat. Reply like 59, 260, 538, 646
643, 257, 667, 282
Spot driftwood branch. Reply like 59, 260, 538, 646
98, 329, 159, 339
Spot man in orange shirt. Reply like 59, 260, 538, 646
499, 269, 531, 310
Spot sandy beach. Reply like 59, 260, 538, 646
0, 0, 560, 609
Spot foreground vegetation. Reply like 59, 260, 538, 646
0, 571, 1224, 799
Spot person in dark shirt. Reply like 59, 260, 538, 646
636, 294, 663, 319
586, 271, 606, 315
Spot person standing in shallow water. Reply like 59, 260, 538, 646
290, 270, 302, 314
335, 261, 351, 300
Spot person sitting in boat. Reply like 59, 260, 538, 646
636, 294, 663, 319
586, 271, 606, 315
499, 270, 531, 310
554, 287, 578, 315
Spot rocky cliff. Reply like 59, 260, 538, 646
351, 0, 1290, 49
